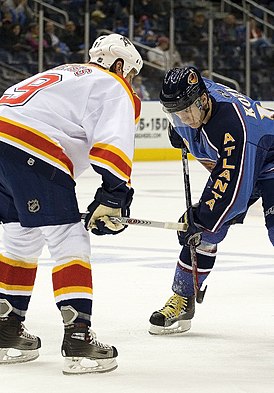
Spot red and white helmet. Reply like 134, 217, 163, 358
89, 33, 143, 77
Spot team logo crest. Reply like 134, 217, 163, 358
27, 199, 40, 213
188, 71, 198, 85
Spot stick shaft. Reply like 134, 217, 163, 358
111, 216, 187, 231
181, 147, 206, 303
81, 213, 187, 231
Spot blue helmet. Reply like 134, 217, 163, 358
160, 67, 207, 113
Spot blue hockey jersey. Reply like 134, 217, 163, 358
168, 79, 274, 232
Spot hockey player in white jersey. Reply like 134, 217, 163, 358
0, 33, 143, 374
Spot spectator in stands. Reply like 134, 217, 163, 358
90, 9, 107, 44
134, 23, 144, 43
134, 0, 156, 18
134, 0, 158, 30
25, 22, 49, 52
0, 22, 30, 52
147, 36, 168, 68
44, 21, 70, 56
90, 0, 105, 13
217, 13, 239, 43
134, 18, 157, 47
61, 20, 84, 61
142, 30, 158, 47
62, 0, 85, 25
236, 17, 271, 56
139, 14, 152, 33
106, 0, 129, 29
132, 75, 150, 101
44, 21, 60, 50
147, 36, 182, 69
0, 19, 12, 49
2, 0, 33, 26
185, 11, 208, 47
0, 8, 13, 26
113, 17, 128, 37
216, 13, 243, 55
249, 18, 271, 49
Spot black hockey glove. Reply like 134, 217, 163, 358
177, 205, 202, 247
84, 187, 134, 235
168, 123, 186, 149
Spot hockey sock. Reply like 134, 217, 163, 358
52, 258, 93, 325
172, 241, 217, 297
0, 253, 37, 321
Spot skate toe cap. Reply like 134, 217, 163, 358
149, 312, 165, 327
112, 346, 118, 358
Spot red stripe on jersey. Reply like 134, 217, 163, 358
0, 260, 37, 287
0, 119, 74, 176
122, 77, 141, 120
90, 146, 131, 178
132, 91, 141, 120
52, 263, 92, 292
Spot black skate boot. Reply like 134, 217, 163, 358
0, 299, 41, 364
61, 306, 118, 374
149, 293, 195, 335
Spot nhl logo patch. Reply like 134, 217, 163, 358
27, 199, 40, 213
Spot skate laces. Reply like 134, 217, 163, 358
88, 329, 112, 350
19, 323, 37, 341
159, 294, 188, 318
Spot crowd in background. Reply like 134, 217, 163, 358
1, 0, 274, 100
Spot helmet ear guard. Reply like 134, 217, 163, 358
89, 34, 143, 77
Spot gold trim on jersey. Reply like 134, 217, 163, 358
0, 116, 74, 177
89, 142, 132, 181
88, 65, 141, 123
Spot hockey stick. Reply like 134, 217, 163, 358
80, 213, 188, 231
181, 146, 207, 304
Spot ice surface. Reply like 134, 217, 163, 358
1, 160, 273, 393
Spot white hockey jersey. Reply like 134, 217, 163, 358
0, 64, 141, 183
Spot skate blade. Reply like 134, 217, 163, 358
148, 319, 191, 335
63, 357, 118, 375
0, 348, 39, 364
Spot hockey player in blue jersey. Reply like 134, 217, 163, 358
149, 66, 274, 335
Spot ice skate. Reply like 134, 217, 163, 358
61, 323, 118, 374
60, 306, 118, 374
0, 299, 41, 364
149, 293, 195, 335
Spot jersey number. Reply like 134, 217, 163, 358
0, 74, 62, 107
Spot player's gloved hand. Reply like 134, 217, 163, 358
168, 123, 186, 149
177, 205, 202, 247
85, 187, 134, 235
